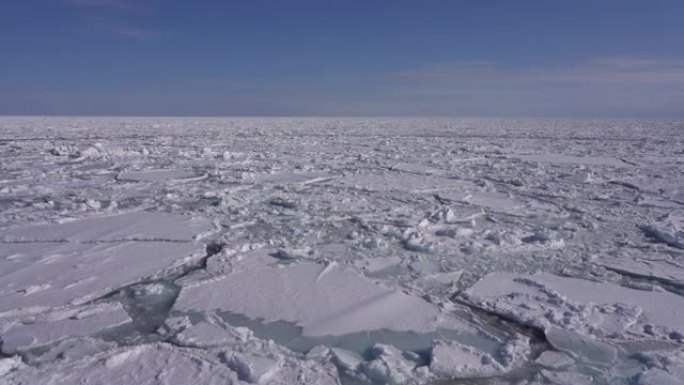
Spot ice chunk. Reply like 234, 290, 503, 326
639, 224, 684, 250
540, 369, 593, 385
305, 345, 330, 360
168, 315, 253, 348
174, 320, 240, 348
0, 356, 22, 376
429, 339, 505, 378
638, 213, 684, 249
401, 232, 433, 253
534, 351, 574, 369
330, 347, 364, 372
224, 353, 279, 383
362, 344, 424, 384
416, 270, 463, 289
638, 369, 684, 385
545, 326, 617, 366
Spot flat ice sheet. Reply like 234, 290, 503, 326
596, 253, 684, 286
0, 241, 204, 314
0, 212, 212, 316
175, 256, 474, 337
2, 211, 213, 242
1, 303, 130, 353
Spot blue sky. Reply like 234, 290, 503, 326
1, 0, 683, 116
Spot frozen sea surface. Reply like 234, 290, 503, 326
1, 117, 684, 384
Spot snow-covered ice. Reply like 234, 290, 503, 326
1, 117, 683, 384
174, 252, 473, 337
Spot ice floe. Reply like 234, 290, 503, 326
1, 303, 130, 354
461, 272, 684, 343
174, 252, 474, 337
0, 241, 204, 314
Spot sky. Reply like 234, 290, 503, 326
1, 0, 684, 117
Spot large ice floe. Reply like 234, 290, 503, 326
461, 272, 684, 343
1, 117, 684, 384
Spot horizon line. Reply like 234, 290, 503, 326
1, 115, 683, 120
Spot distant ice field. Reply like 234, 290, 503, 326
1, 117, 683, 384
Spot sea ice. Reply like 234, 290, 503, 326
2, 117, 683, 385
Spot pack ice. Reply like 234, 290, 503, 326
1, 117, 684, 385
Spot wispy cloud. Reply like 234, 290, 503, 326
113, 26, 162, 40
185, 58, 684, 116
590, 57, 684, 71
384, 56, 684, 116
398, 57, 684, 86
65, 0, 137, 11
66, 0, 160, 40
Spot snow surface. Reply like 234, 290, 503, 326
1, 117, 683, 384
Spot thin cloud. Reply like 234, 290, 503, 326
66, 0, 136, 11
65, 0, 157, 14
398, 61, 496, 79
65, 0, 160, 40
114, 26, 162, 40
398, 57, 684, 87
590, 57, 684, 70
383, 57, 684, 116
